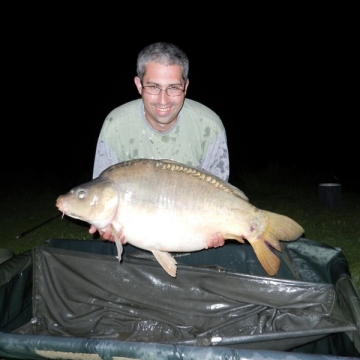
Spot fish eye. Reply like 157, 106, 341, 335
76, 189, 87, 199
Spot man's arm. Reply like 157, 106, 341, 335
93, 138, 120, 179
200, 130, 230, 182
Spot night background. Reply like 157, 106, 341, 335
3, 9, 358, 194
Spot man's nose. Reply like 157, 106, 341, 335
158, 89, 170, 100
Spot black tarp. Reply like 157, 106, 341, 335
0, 237, 359, 359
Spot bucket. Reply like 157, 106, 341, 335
318, 183, 341, 208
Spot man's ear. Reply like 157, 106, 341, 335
184, 79, 189, 95
134, 77, 142, 95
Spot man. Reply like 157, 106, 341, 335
90, 42, 229, 247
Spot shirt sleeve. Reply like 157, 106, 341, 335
92, 137, 120, 179
200, 129, 230, 182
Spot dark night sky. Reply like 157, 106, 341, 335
3, 10, 358, 191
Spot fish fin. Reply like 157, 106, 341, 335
226, 183, 249, 201
114, 238, 123, 262
264, 211, 304, 242
111, 224, 123, 262
249, 211, 304, 275
151, 250, 177, 277
251, 239, 281, 276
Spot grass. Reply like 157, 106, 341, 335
233, 163, 360, 292
1, 164, 359, 293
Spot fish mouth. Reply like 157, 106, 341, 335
55, 195, 119, 225
56, 197, 71, 219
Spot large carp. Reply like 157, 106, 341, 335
56, 159, 304, 277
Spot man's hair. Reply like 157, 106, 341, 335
136, 42, 189, 82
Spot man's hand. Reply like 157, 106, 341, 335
89, 225, 126, 244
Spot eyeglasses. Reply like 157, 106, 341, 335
141, 82, 185, 97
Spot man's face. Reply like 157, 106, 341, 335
134, 62, 189, 132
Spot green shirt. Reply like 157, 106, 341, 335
93, 98, 229, 181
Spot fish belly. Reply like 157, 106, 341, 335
113, 203, 249, 253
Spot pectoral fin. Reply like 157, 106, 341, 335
111, 224, 123, 262
114, 238, 123, 262
152, 250, 177, 277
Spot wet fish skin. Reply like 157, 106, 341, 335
56, 159, 304, 277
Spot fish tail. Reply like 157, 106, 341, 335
251, 239, 281, 276
263, 211, 304, 243
248, 211, 304, 276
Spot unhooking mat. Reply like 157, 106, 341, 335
1, 237, 360, 359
